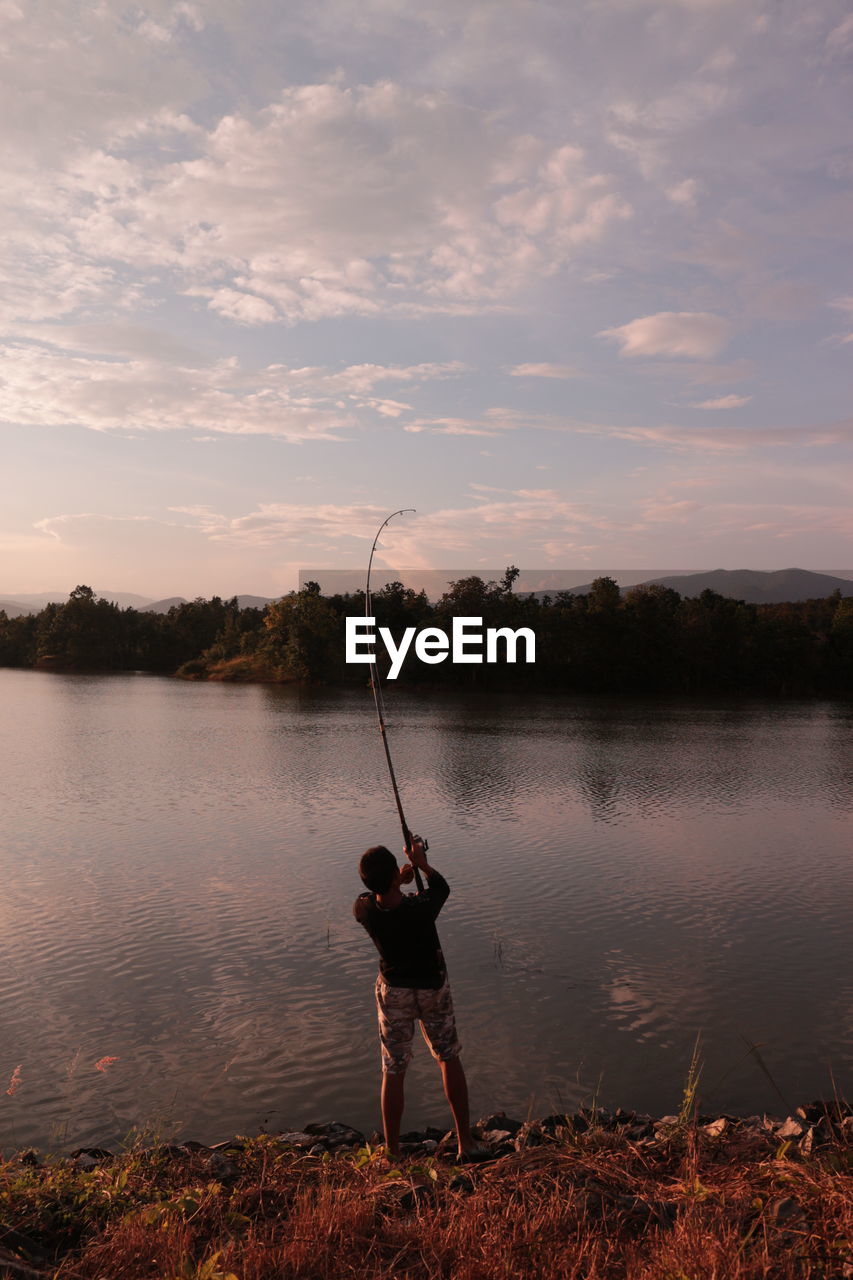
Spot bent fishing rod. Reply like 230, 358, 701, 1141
365, 509, 427, 891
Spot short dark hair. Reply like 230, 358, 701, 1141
359, 845, 398, 894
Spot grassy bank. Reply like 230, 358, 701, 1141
2, 1107, 852, 1279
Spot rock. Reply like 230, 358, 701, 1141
480, 1129, 513, 1144
276, 1132, 319, 1149
514, 1121, 546, 1151
626, 1121, 655, 1141
399, 1137, 440, 1156
308, 1143, 327, 1157
181, 1140, 211, 1153
210, 1139, 245, 1153
539, 1113, 570, 1135
478, 1112, 523, 1136
207, 1152, 241, 1183
304, 1122, 365, 1148
70, 1147, 113, 1163
776, 1117, 804, 1139
814, 1116, 837, 1145
702, 1118, 727, 1138
798, 1099, 852, 1124
70, 1147, 114, 1171
768, 1197, 804, 1225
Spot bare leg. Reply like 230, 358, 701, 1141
439, 1056, 475, 1155
381, 1070, 406, 1156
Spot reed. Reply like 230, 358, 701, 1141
1, 1112, 850, 1279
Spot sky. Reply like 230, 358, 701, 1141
2, 0, 853, 598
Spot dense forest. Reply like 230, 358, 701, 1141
1, 576, 853, 695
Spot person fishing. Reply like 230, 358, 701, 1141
353, 835, 486, 1161
357, 511, 488, 1161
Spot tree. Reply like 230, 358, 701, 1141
262, 587, 339, 681
586, 576, 621, 613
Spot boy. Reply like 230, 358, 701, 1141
354, 836, 484, 1160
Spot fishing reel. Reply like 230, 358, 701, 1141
399, 834, 428, 886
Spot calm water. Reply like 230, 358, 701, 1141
1, 669, 852, 1152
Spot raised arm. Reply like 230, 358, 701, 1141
405, 835, 449, 917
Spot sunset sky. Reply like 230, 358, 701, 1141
2, 0, 852, 597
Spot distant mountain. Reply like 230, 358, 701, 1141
142, 594, 273, 613
141, 597, 188, 613
520, 569, 853, 604
0, 589, 154, 614
236, 595, 274, 609
643, 569, 853, 603
0, 599, 33, 618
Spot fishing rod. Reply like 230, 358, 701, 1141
365, 509, 427, 892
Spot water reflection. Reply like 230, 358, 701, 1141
1, 672, 852, 1150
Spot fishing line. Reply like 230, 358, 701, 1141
365, 509, 426, 891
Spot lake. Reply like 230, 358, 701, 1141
1, 668, 851, 1152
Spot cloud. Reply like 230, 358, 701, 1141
13, 322, 205, 365
598, 312, 732, 358
829, 296, 853, 344
825, 13, 853, 55
405, 408, 538, 436
34, 513, 182, 541
666, 178, 698, 207
0, 342, 467, 439
508, 363, 581, 379
584, 419, 853, 454
402, 405, 853, 456
196, 288, 280, 326
1, 81, 632, 328
164, 490, 629, 563
0, 3, 212, 178
642, 498, 702, 522
686, 394, 752, 409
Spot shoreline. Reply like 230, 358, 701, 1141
3, 1101, 851, 1279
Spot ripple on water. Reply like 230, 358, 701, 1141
2, 677, 853, 1147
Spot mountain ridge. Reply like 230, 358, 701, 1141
560, 568, 853, 604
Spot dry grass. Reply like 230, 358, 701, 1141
2, 1123, 852, 1280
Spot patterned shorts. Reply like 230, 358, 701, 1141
375, 974, 461, 1074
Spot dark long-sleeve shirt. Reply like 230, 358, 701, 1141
353, 870, 450, 989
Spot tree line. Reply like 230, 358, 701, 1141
1, 576, 853, 695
